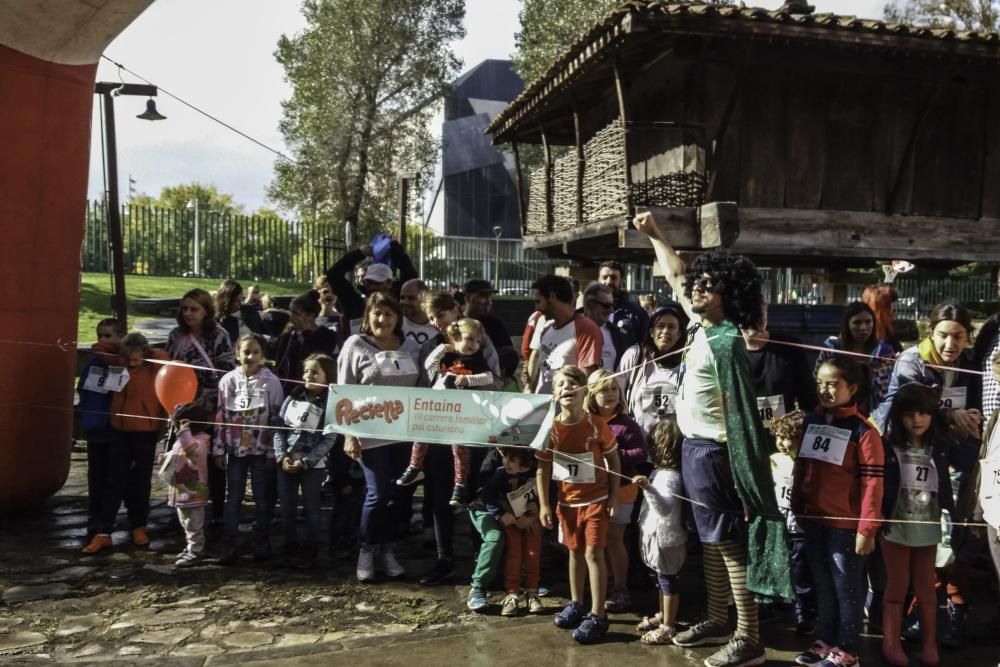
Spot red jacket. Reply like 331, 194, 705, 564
110, 350, 169, 432
790, 404, 884, 538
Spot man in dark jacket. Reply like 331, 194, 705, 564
325, 238, 418, 335
599, 260, 648, 353
463, 279, 512, 352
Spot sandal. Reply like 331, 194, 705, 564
640, 625, 675, 645
636, 612, 663, 633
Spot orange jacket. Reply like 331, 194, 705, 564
110, 350, 169, 432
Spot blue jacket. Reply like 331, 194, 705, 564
273, 390, 337, 469
76, 342, 120, 441
480, 466, 537, 521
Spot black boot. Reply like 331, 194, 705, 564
941, 602, 966, 649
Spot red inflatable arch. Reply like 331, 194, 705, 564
0, 1, 153, 512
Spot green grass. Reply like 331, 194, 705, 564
78, 273, 310, 342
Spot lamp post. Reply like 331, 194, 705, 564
186, 198, 200, 276
94, 81, 165, 326
492, 225, 503, 289
397, 172, 418, 255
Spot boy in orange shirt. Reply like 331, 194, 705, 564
537, 365, 620, 644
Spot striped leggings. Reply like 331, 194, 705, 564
703, 540, 759, 642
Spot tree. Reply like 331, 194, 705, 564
270, 0, 464, 246
513, 0, 733, 84
883, 0, 1000, 30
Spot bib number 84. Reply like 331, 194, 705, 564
812, 436, 831, 453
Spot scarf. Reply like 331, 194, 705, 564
705, 321, 794, 600
918, 336, 957, 387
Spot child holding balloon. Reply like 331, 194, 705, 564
164, 402, 213, 567
215, 334, 285, 564
82, 333, 170, 554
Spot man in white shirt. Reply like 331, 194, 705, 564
527, 274, 602, 394
582, 282, 623, 373
399, 279, 438, 359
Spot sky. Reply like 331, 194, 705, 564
87, 0, 885, 214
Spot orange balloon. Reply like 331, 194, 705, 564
155, 363, 198, 413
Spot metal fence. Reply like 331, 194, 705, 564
83, 201, 344, 283
408, 235, 573, 295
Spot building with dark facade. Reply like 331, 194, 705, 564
442, 59, 524, 239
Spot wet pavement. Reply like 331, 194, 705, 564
1, 445, 998, 665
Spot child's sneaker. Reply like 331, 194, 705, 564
396, 465, 424, 486
604, 588, 631, 613
500, 593, 521, 617
174, 550, 204, 568
572, 612, 609, 644
378, 545, 405, 578
81, 534, 112, 554
131, 527, 150, 547
356, 544, 376, 582
525, 591, 544, 614
795, 640, 833, 666
467, 586, 489, 612
292, 544, 318, 570
704, 636, 766, 667
673, 619, 733, 647
816, 647, 859, 667
449, 483, 467, 508
553, 600, 586, 629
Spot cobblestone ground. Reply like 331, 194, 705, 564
1, 444, 998, 665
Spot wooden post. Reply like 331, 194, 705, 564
613, 57, 633, 215
511, 140, 527, 235
572, 101, 584, 227
539, 125, 553, 233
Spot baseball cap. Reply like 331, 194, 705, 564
463, 279, 494, 295
364, 263, 393, 283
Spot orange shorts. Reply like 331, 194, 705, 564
557, 501, 608, 551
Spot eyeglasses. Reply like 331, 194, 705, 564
587, 299, 614, 310
691, 276, 721, 293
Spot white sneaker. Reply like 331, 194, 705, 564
379, 545, 405, 578
356, 545, 376, 582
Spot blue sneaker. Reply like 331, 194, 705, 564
553, 600, 586, 629
467, 586, 488, 612
572, 612, 609, 644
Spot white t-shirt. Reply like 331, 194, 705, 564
402, 317, 438, 360
676, 326, 726, 443
530, 314, 602, 394
599, 324, 616, 372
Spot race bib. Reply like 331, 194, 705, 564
228, 385, 265, 412
798, 424, 851, 466
756, 394, 786, 428
939, 386, 967, 411
285, 399, 323, 431
506, 479, 538, 518
83, 366, 130, 394
897, 450, 938, 492
980, 453, 1000, 505
552, 451, 596, 484
642, 383, 676, 417
374, 350, 416, 377
775, 475, 794, 510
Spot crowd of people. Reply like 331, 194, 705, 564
73, 220, 1000, 667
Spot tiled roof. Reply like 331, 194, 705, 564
488, 1, 1000, 140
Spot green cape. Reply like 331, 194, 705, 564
704, 321, 794, 600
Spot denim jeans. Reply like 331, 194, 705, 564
223, 454, 276, 539
801, 520, 868, 654
278, 466, 324, 546
789, 532, 816, 615
359, 443, 407, 546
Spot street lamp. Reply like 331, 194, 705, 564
186, 199, 201, 277
492, 225, 503, 289
94, 81, 165, 326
